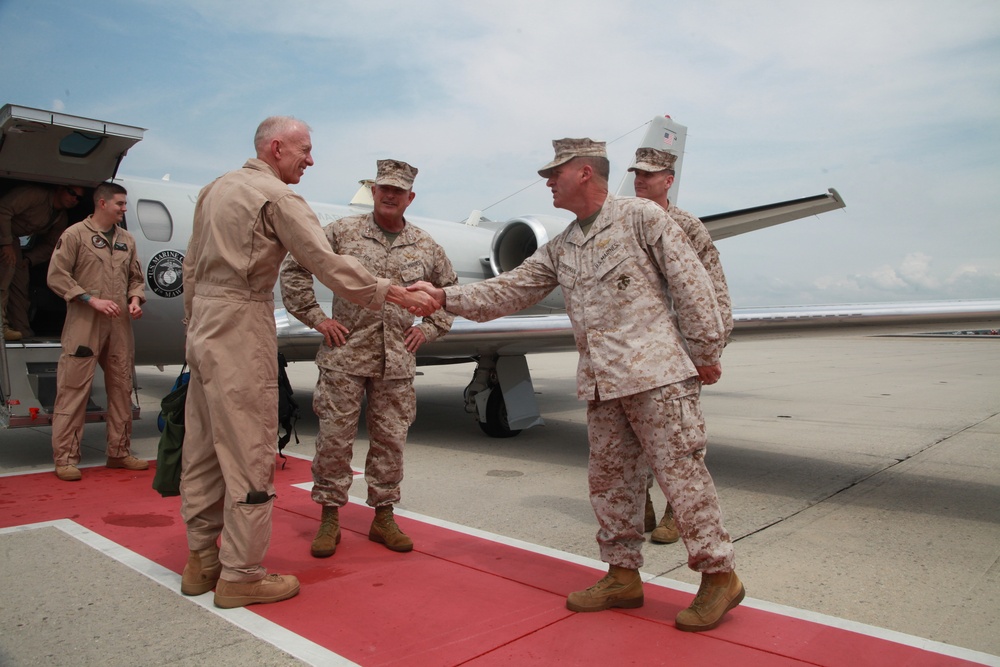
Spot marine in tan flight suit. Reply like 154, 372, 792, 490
631, 147, 734, 546
179, 117, 438, 610
409, 138, 743, 633
0, 183, 84, 339
47, 182, 147, 482
280, 159, 457, 559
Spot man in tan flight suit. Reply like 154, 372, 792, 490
280, 159, 457, 559
409, 138, 743, 633
0, 183, 85, 340
47, 182, 147, 482
180, 117, 438, 609
631, 147, 734, 546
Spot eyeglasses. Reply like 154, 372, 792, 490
66, 190, 84, 199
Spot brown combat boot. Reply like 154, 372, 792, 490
181, 545, 221, 596
311, 506, 341, 558
214, 573, 300, 609
107, 455, 149, 470
3, 326, 22, 341
55, 465, 82, 481
566, 565, 644, 612
643, 489, 656, 533
675, 570, 745, 632
650, 504, 680, 544
368, 505, 413, 552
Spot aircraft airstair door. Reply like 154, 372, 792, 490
0, 337, 137, 429
0, 104, 145, 187
1, 338, 64, 428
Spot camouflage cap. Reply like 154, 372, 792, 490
628, 147, 678, 173
375, 159, 418, 190
537, 138, 607, 177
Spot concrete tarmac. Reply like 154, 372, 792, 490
1, 327, 998, 664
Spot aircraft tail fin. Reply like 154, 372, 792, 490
615, 115, 688, 205
349, 179, 375, 209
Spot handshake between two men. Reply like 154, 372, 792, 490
393, 281, 447, 316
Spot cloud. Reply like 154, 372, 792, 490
790, 252, 1000, 304
896, 252, 938, 290
944, 265, 1000, 299
2, 0, 999, 306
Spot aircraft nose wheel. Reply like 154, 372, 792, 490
478, 387, 522, 438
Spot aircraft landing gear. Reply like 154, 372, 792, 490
464, 356, 522, 438
480, 385, 521, 438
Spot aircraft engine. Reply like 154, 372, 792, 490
488, 214, 569, 276
485, 214, 570, 314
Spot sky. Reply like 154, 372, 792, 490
1, 0, 998, 307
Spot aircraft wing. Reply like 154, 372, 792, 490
701, 188, 846, 241
731, 299, 1000, 335
276, 310, 577, 364
277, 298, 1000, 365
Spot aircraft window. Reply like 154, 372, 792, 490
58, 131, 103, 158
136, 199, 173, 242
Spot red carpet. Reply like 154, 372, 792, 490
0, 460, 988, 666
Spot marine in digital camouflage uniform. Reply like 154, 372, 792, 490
279, 159, 457, 558
631, 146, 734, 546
408, 138, 743, 633
631, 147, 732, 339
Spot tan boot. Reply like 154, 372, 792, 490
214, 573, 300, 609
3, 326, 22, 341
311, 506, 341, 558
675, 570, 745, 632
368, 505, 413, 552
566, 565, 644, 612
54, 465, 82, 482
643, 489, 656, 533
650, 504, 680, 544
181, 545, 221, 596
107, 455, 149, 470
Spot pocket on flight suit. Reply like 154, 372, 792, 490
59, 347, 97, 393
229, 492, 276, 558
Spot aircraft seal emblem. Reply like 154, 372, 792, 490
146, 249, 184, 298
91, 235, 108, 249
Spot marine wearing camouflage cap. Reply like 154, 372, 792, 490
537, 138, 607, 177
628, 147, 678, 173
375, 159, 418, 190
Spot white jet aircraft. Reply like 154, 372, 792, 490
2, 104, 996, 434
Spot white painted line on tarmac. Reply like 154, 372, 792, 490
0, 520, 360, 667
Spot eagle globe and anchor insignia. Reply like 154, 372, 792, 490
146, 249, 184, 298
